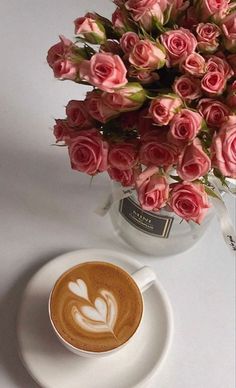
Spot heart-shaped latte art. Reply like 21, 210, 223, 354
68, 279, 118, 336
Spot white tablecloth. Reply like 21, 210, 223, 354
0, 1, 235, 387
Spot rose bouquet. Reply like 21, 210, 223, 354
47, 0, 236, 225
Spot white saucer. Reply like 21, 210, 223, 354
17, 249, 174, 388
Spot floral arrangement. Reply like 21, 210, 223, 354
47, 0, 236, 224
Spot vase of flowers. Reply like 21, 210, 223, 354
47, 0, 236, 255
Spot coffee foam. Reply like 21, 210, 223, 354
50, 261, 143, 352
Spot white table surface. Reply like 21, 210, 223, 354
0, 1, 235, 387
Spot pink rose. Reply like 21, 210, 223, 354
211, 116, 236, 178
181, 53, 206, 77
139, 131, 178, 168
126, 1, 164, 31
227, 54, 236, 76
53, 119, 77, 143
167, 0, 189, 19
47, 35, 73, 68
79, 53, 128, 93
68, 129, 109, 175
206, 56, 233, 80
201, 71, 226, 96
120, 32, 140, 54
173, 75, 202, 101
160, 28, 197, 67
129, 40, 166, 70
169, 182, 210, 223
108, 143, 138, 170
85, 91, 118, 123
222, 11, 236, 52
226, 81, 236, 109
102, 82, 146, 112
177, 139, 211, 181
149, 95, 182, 125
169, 109, 203, 143
66, 100, 94, 129
136, 167, 169, 211
196, 23, 221, 53
199, 0, 230, 22
198, 98, 231, 127
112, 8, 130, 34
52, 59, 79, 80
125, 0, 167, 19
108, 166, 140, 187
74, 16, 106, 44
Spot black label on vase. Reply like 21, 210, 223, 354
119, 197, 174, 238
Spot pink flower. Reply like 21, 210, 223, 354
177, 139, 211, 181
211, 116, 236, 178
68, 129, 109, 175
198, 98, 231, 127
66, 100, 94, 129
85, 91, 118, 123
196, 23, 221, 53
139, 131, 178, 168
167, 0, 189, 19
169, 109, 203, 144
181, 53, 206, 77
79, 53, 128, 93
169, 182, 210, 223
74, 16, 106, 44
136, 167, 169, 211
52, 59, 79, 80
108, 166, 140, 187
112, 8, 130, 34
160, 28, 197, 67
173, 75, 202, 101
199, 0, 230, 22
126, 0, 167, 22
149, 95, 182, 125
226, 81, 236, 109
120, 32, 140, 54
201, 71, 226, 96
47, 35, 73, 68
206, 55, 233, 80
222, 11, 236, 52
53, 119, 77, 142
108, 143, 138, 170
102, 82, 146, 112
129, 40, 166, 70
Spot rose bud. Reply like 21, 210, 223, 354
102, 82, 146, 113
52, 59, 79, 80
120, 32, 140, 54
211, 116, 236, 178
149, 95, 182, 126
79, 53, 128, 93
136, 167, 170, 212
173, 75, 202, 101
108, 142, 138, 170
66, 100, 95, 129
177, 139, 211, 181
112, 7, 132, 34
181, 53, 206, 77
129, 39, 166, 70
222, 11, 236, 53
126, 0, 164, 31
160, 28, 197, 67
68, 128, 109, 175
169, 182, 210, 224
198, 98, 231, 127
196, 23, 221, 53
47, 35, 73, 68
108, 165, 141, 187
169, 109, 203, 144
53, 119, 77, 143
74, 16, 106, 44
167, 0, 189, 20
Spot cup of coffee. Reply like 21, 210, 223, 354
48, 261, 156, 357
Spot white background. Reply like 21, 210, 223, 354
0, 1, 235, 387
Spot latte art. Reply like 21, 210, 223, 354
50, 261, 143, 352
69, 279, 118, 336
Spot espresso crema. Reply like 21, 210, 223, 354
49, 261, 143, 352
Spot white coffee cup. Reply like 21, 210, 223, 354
48, 264, 156, 358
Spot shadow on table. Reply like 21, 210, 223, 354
0, 250, 70, 388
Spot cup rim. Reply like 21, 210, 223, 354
48, 260, 144, 355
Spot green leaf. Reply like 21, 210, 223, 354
204, 185, 222, 200
128, 90, 146, 103
170, 175, 182, 182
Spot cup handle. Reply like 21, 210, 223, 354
131, 266, 156, 293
